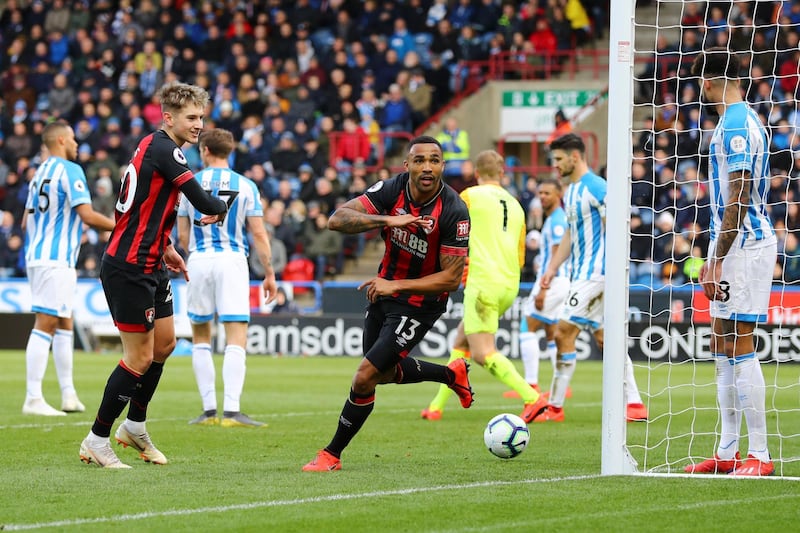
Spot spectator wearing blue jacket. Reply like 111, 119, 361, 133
380, 83, 413, 155
389, 18, 416, 62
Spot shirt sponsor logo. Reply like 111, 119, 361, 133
456, 220, 470, 237
391, 227, 429, 257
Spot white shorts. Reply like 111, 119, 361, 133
186, 253, 251, 323
709, 241, 776, 322
523, 276, 569, 324
27, 265, 77, 318
559, 279, 604, 331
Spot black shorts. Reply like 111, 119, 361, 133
100, 259, 174, 333
362, 299, 443, 373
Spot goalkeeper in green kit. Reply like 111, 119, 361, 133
421, 150, 548, 423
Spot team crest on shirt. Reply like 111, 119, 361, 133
145, 307, 155, 324
421, 215, 436, 234
729, 135, 746, 153
173, 147, 188, 165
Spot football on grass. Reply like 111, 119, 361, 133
484, 413, 530, 459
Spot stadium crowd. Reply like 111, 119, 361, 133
631, 0, 800, 288
0, 0, 605, 285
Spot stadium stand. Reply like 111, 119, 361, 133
0, 0, 607, 284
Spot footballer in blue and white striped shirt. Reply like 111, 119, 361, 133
685, 48, 776, 476
22, 121, 115, 417
536, 133, 646, 423
177, 128, 277, 427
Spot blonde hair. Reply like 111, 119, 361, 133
474, 150, 504, 181
157, 81, 209, 114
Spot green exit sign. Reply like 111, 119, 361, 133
502, 90, 599, 108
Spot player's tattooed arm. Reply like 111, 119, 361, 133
439, 253, 466, 291
328, 197, 424, 234
379, 252, 466, 296
714, 169, 750, 261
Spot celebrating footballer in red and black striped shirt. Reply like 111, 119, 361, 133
80, 82, 228, 469
303, 135, 474, 472
358, 165, 470, 311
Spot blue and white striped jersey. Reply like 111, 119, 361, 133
24, 156, 92, 268
708, 101, 775, 248
537, 205, 570, 279
178, 167, 263, 255
563, 172, 606, 281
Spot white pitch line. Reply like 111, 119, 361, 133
0, 402, 604, 431
429, 493, 800, 532
1, 475, 599, 531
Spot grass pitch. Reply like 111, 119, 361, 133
1, 350, 798, 532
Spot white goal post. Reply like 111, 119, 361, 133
602, 0, 636, 476
603, 0, 800, 478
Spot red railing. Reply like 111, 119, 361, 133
325, 50, 611, 176
486, 49, 610, 81
496, 130, 600, 180
415, 48, 611, 136
326, 130, 414, 174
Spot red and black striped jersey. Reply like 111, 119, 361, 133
105, 130, 194, 273
359, 172, 470, 310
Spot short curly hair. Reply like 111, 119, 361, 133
157, 81, 210, 114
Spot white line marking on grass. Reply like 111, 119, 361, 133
2, 475, 599, 531
431, 493, 800, 532
638, 471, 800, 481
0, 403, 604, 431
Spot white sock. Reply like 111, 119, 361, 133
624, 354, 643, 405
86, 431, 108, 446
223, 345, 247, 413
192, 343, 216, 412
735, 353, 770, 463
715, 354, 740, 460
25, 329, 52, 401
549, 352, 577, 408
52, 329, 76, 396
124, 419, 145, 434
519, 331, 539, 385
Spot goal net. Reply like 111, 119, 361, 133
604, 0, 800, 477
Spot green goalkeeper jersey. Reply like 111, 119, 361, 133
460, 183, 526, 288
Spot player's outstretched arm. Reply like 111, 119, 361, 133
75, 204, 115, 232
179, 178, 228, 223
328, 197, 426, 234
